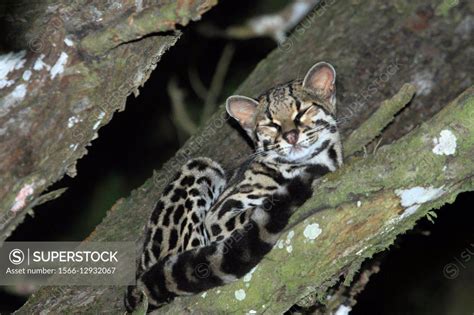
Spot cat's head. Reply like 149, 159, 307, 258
226, 62, 340, 164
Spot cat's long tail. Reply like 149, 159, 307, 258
125, 176, 311, 313
138, 214, 279, 311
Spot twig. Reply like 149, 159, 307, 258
168, 77, 198, 136
201, 43, 235, 124
344, 83, 416, 157
372, 137, 384, 154
188, 67, 209, 101
172, 44, 234, 136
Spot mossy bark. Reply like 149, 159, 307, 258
15, 0, 474, 313
0, 0, 217, 241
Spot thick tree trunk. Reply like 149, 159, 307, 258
13, 0, 474, 313
0, 0, 218, 241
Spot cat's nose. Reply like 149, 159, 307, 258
283, 129, 299, 145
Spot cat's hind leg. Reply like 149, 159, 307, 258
141, 158, 226, 268
125, 157, 226, 313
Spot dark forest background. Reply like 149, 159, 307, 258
1, 1, 473, 314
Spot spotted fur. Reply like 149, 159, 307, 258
125, 62, 343, 313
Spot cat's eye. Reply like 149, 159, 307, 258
294, 105, 316, 125
258, 122, 281, 132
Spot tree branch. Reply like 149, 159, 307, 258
0, 0, 218, 242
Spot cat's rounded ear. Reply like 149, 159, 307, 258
303, 62, 336, 109
226, 95, 259, 130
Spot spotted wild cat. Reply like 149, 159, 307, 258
125, 62, 343, 312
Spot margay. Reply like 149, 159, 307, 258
125, 62, 343, 312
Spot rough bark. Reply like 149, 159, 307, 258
0, 0, 218, 241
16, 0, 474, 313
